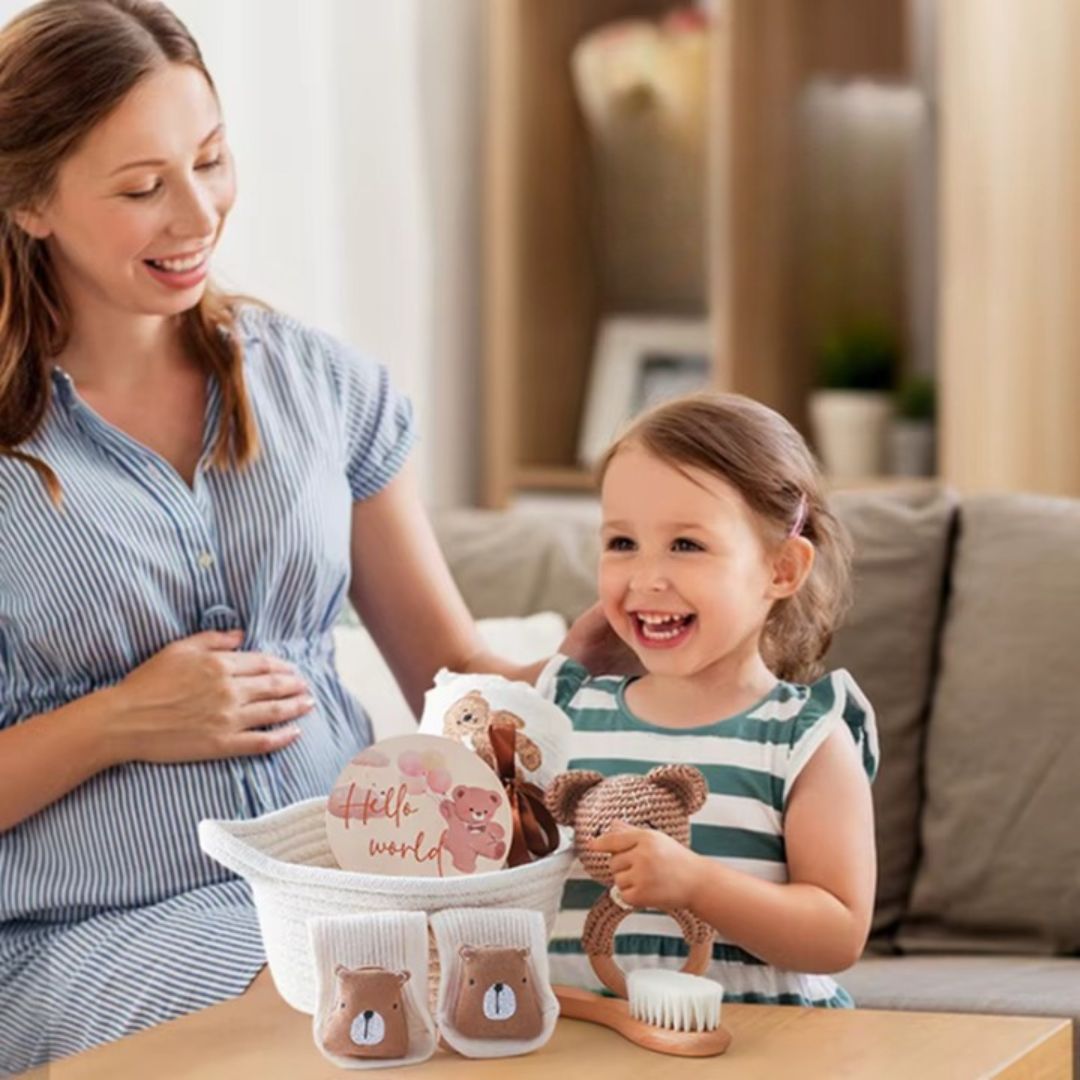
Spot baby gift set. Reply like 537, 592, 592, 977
199, 671, 732, 1066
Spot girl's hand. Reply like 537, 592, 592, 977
107, 630, 314, 765
560, 602, 643, 676
589, 822, 704, 911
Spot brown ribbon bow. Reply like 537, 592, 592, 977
489, 722, 561, 867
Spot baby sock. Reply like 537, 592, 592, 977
308, 911, 436, 1069
429, 907, 558, 1058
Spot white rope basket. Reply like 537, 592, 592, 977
198, 796, 575, 1014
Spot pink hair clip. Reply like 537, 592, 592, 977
788, 494, 808, 539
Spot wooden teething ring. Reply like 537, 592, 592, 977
583, 886, 715, 999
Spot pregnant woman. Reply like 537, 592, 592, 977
0, 1, 613, 1070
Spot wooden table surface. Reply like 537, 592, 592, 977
21, 968, 1073, 1080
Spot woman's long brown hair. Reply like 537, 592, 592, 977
0, 0, 258, 503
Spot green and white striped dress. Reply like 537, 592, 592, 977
538, 656, 879, 1008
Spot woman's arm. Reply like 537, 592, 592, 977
0, 633, 312, 834
595, 726, 876, 973
347, 462, 531, 716
347, 463, 642, 708
0, 689, 122, 834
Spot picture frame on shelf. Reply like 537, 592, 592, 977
577, 315, 713, 468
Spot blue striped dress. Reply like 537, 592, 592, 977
0, 308, 415, 1074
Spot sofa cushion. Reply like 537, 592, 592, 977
434, 507, 600, 620
824, 487, 957, 935
899, 494, 1080, 954
840, 954, 1080, 1074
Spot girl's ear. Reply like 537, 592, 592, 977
11, 207, 51, 240
767, 536, 815, 600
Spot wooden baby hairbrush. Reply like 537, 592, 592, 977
554, 970, 730, 1058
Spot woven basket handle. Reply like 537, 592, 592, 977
197, 817, 272, 881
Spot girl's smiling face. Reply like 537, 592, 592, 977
599, 444, 791, 680
18, 62, 235, 319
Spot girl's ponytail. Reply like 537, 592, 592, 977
761, 493, 853, 683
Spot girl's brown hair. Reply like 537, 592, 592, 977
0, 0, 257, 502
599, 392, 853, 683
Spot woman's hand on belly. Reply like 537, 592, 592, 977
102, 630, 316, 766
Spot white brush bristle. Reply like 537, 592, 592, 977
626, 969, 724, 1032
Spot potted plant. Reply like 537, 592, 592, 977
888, 374, 936, 476
808, 324, 898, 479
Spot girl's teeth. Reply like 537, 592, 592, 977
636, 612, 693, 640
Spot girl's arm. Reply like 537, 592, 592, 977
687, 727, 876, 972
347, 462, 532, 716
596, 726, 875, 973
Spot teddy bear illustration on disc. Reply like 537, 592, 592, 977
439, 784, 507, 873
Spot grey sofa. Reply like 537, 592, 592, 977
434, 487, 1080, 1071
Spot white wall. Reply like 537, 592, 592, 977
0, 0, 485, 506
416, 0, 486, 509
172, 0, 486, 507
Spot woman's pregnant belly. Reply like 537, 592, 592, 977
0, 657, 371, 926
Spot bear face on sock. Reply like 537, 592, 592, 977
452, 945, 544, 1041
321, 965, 411, 1059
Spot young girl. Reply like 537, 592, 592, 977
541, 392, 878, 1008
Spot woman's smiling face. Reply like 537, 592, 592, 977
20, 62, 235, 319
599, 443, 781, 679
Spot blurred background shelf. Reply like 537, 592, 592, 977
483, 0, 910, 507
482, 0, 1080, 507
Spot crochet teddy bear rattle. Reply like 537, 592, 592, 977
545, 764, 714, 998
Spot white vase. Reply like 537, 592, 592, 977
808, 390, 894, 480
888, 419, 936, 477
